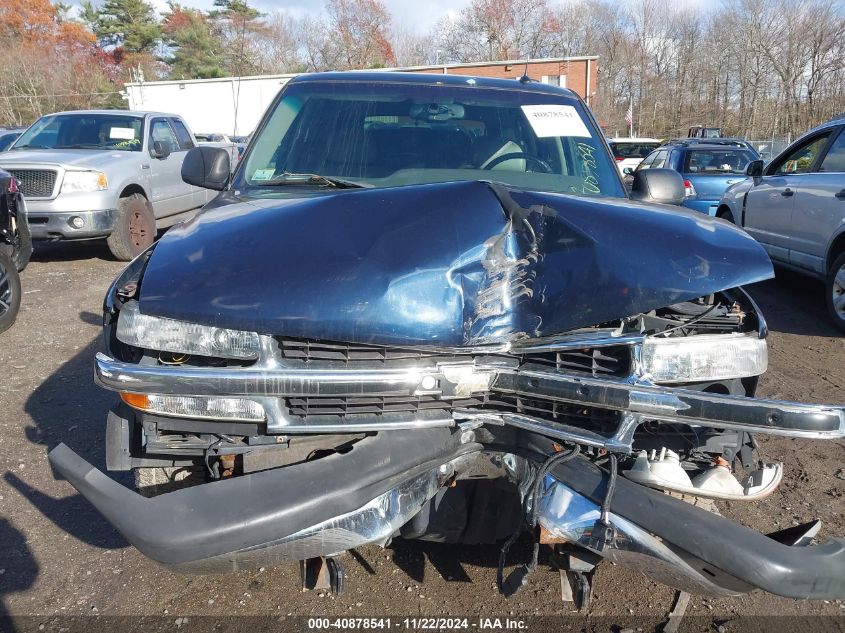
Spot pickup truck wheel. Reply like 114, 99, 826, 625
0, 251, 21, 333
107, 194, 155, 261
825, 252, 845, 332
133, 466, 205, 498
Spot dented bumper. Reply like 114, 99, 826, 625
94, 350, 845, 450
48, 435, 845, 599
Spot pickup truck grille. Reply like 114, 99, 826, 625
277, 337, 631, 377
518, 346, 631, 377
278, 338, 456, 364
285, 392, 619, 430
8, 169, 57, 198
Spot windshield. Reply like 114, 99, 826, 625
239, 80, 624, 198
683, 149, 755, 174
13, 114, 144, 151
609, 142, 660, 160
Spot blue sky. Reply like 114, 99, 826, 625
75, 0, 720, 35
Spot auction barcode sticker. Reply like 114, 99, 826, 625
521, 104, 592, 138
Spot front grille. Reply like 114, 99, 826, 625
8, 169, 57, 198
285, 392, 619, 433
278, 337, 631, 378
287, 394, 482, 417
519, 346, 631, 377
278, 337, 462, 365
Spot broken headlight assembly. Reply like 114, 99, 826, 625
115, 300, 260, 361
641, 333, 767, 383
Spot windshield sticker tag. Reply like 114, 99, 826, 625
109, 127, 136, 140
521, 105, 592, 138
252, 169, 275, 181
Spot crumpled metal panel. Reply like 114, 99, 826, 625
138, 180, 773, 346
172, 466, 442, 573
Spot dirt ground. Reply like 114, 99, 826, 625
0, 240, 843, 631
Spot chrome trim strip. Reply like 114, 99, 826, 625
95, 352, 845, 441
493, 369, 845, 439
96, 351, 437, 397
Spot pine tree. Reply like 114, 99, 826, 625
82, 0, 160, 53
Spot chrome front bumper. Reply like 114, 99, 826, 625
94, 351, 845, 451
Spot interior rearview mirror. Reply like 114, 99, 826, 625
182, 146, 230, 191
151, 140, 171, 159
629, 168, 685, 206
622, 167, 634, 176
746, 159, 764, 180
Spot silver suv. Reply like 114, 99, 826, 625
718, 115, 845, 330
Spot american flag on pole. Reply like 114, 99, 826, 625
624, 102, 633, 127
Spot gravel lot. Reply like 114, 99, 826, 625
1, 240, 843, 631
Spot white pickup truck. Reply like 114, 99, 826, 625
0, 110, 213, 260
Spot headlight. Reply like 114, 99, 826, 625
121, 392, 265, 422
641, 333, 767, 384
61, 170, 108, 193
116, 300, 260, 360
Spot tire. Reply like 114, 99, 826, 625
12, 211, 32, 272
825, 251, 845, 333
133, 466, 205, 498
107, 193, 156, 261
0, 251, 21, 334
716, 208, 735, 224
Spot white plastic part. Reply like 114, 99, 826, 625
624, 448, 783, 501
691, 464, 744, 496
641, 333, 768, 383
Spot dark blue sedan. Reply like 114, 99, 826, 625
636, 140, 759, 215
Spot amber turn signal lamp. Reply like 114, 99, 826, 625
120, 392, 149, 409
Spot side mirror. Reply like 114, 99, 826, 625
746, 159, 764, 180
151, 140, 171, 159
181, 146, 230, 191
622, 166, 634, 176
630, 168, 685, 206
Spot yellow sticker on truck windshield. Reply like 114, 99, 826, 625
521, 105, 592, 138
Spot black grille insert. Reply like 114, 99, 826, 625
278, 338, 461, 365
285, 392, 619, 433
519, 346, 631, 377
8, 169, 56, 198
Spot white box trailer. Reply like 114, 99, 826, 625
123, 74, 297, 138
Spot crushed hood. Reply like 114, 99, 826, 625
137, 180, 773, 346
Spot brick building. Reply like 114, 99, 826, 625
396, 57, 599, 106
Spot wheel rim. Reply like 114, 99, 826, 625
128, 210, 149, 249
833, 263, 845, 320
0, 259, 11, 319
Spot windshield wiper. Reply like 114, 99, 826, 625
56, 144, 103, 149
13, 144, 49, 150
257, 172, 369, 189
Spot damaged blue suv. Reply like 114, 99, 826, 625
50, 73, 845, 605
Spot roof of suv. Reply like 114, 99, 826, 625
47, 109, 178, 118
665, 138, 751, 148
288, 71, 581, 99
